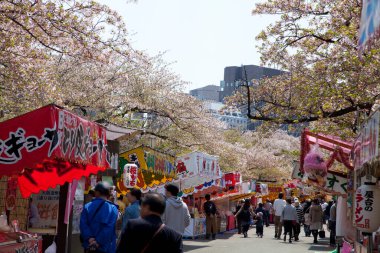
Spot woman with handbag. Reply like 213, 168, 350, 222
309, 199, 323, 244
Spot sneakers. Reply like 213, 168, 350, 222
243, 232, 248, 238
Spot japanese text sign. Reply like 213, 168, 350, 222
354, 183, 380, 233
0, 105, 109, 197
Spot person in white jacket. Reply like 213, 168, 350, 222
162, 184, 191, 235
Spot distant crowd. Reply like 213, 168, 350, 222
234, 193, 336, 246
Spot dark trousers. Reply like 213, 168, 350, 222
236, 217, 242, 234
242, 223, 250, 233
304, 224, 311, 236
312, 230, 319, 243
256, 225, 264, 236
264, 211, 270, 226
329, 221, 336, 245
294, 223, 300, 240
283, 220, 294, 241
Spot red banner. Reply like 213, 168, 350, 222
0, 105, 109, 197
224, 173, 236, 188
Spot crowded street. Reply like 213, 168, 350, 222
1, 0, 380, 253
184, 226, 335, 253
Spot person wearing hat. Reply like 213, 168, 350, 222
80, 182, 118, 253
162, 183, 191, 235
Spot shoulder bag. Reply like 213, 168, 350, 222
141, 224, 165, 253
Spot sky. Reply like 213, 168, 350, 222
101, 0, 275, 91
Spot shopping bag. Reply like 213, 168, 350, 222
319, 230, 326, 239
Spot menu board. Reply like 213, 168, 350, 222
29, 187, 60, 233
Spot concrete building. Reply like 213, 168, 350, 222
219, 65, 284, 102
204, 101, 248, 131
189, 85, 220, 102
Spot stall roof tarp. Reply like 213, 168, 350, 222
0, 105, 109, 197
97, 120, 142, 141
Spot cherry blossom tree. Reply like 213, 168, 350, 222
229, 0, 380, 137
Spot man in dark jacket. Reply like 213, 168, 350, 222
203, 194, 218, 240
117, 192, 183, 253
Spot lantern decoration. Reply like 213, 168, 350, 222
123, 164, 138, 188
303, 145, 328, 187
354, 182, 380, 233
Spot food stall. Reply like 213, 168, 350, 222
176, 152, 224, 238
0, 104, 110, 253
116, 146, 177, 195
352, 110, 380, 253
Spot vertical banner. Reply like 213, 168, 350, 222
358, 0, 380, 53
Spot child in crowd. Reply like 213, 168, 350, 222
256, 212, 264, 238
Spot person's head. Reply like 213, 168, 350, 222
312, 199, 319, 205
127, 188, 142, 203
140, 193, 166, 217
244, 199, 251, 207
205, 194, 211, 201
259, 203, 263, 208
328, 200, 333, 206
88, 190, 95, 198
165, 183, 179, 198
118, 195, 124, 201
241, 199, 245, 204
266, 199, 271, 203
94, 182, 111, 198
278, 193, 284, 199
294, 201, 300, 207
286, 198, 292, 205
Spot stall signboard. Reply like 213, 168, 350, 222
176, 152, 221, 179
30, 187, 60, 231
117, 146, 176, 194
224, 173, 236, 188
353, 111, 379, 170
0, 105, 109, 197
354, 183, 380, 232
292, 160, 348, 194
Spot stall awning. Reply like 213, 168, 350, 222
0, 105, 109, 197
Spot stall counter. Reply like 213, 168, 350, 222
0, 232, 42, 253
184, 218, 206, 238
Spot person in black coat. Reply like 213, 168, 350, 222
116, 192, 183, 253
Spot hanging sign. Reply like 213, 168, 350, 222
358, 0, 380, 53
354, 183, 380, 232
354, 111, 379, 170
123, 164, 139, 188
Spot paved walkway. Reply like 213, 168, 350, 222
183, 225, 336, 253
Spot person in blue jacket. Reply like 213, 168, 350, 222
80, 182, 118, 253
122, 188, 142, 231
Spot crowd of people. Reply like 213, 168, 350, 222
234, 193, 337, 246
79, 182, 337, 253
80, 182, 189, 253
